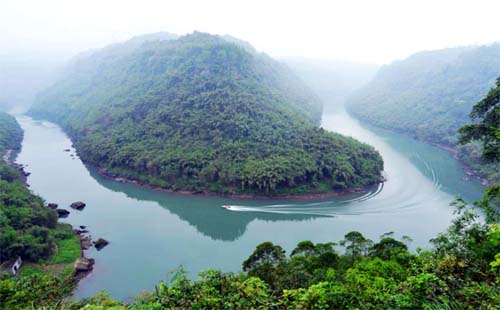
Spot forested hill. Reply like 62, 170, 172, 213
29, 32, 383, 195
0, 113, 23, 156
347, 44, 500, 145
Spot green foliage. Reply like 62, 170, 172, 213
0, 112, 22, 159
0, 272, 75, 310
47, 226, 82, 264
123, 269, 272, 310
459, 77, 500, 162
0, 173, 60, 262
475, 184, 500, 224
30, 32, 383, 195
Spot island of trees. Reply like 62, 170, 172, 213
29, 32, 384, 196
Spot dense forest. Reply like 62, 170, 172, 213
347, 44, 500, 183
29, 32, 383, 195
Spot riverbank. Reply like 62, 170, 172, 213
431, 143, 490, 186
2, 148, 94, 286
96, 167, 384, 200
346, 111, 490, 187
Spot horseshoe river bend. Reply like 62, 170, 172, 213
14, 110, 484, 301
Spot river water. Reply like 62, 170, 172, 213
15, 111, 484, 301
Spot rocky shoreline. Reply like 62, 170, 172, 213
432, 143, 490, 187
3, 149, 31, 184
97, 167, 384, 200
3, 151, 98, 284
347, 113, 491, 187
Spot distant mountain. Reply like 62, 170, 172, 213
285, 58, 379, 111
347, 44, 500, 144
347, 44, 500, 183
29, 32, 383, 195
0, 55, 62, 112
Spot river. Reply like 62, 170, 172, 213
15, 110, 484, 301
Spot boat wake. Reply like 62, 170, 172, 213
221, 182, 387, 217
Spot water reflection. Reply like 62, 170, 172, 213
88, 168, 381, 241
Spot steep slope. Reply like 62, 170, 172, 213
347, 44, 500, 183
30, 32, 383, 195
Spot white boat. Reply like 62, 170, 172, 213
221, 205, 234, 210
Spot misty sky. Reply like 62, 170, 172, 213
2, 0, 500, 64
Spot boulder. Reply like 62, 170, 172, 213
79, 225, 86, 229
47, 203, 58, 209
70, 201, 86, 210
74, 257, 95, 273
56, 209, 70, 218
81, 236, 92, 250
94, 238, 109, 251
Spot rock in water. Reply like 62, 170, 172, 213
94, 238, 109, 250
70, 201, 86, 210
56, 209, 70, 218
74, 257, 95, 272
81, 236, 92, 250
47, 203, 58, 209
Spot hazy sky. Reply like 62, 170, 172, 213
2, 0, 500, 64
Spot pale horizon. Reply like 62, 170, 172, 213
2, 0, 500, 64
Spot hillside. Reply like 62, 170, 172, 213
0, 113, 23, 157
29, 32, 383, 195
0, 113, 79, 264
347, 44, 500, 182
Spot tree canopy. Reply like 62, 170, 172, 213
459, 77, 500, 162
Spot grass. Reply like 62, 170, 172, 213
48, 234, 81, 264
17, 225, 81, 277
18, 265, 45, 276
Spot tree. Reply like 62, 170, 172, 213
370, 237, 408, 261
242, 241, 286, 287
243, 242, 286, 271
459, 77, 500, 162
340, 231, 372, 259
